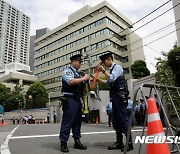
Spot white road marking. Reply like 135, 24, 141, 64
1, 125, 19, 154
10, 129, 147, 140
10, 134, 59, 139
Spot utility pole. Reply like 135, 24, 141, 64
48, 92, 53, 123
85, 34, 91, 76
83, 0, 92, 6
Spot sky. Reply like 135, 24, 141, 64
4, 0, 178, 73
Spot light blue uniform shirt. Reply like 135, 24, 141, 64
106, 102, 112, 113
62, 66, 80, 95
106, 63, 124, 85
140, 102, 146, 110
127, 99, 133, 109
135, 104, 139, 112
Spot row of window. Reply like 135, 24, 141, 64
47, 86, 62, 93
35, 17, 124, 55
35, 38, 127, 71
34, 39, 108, 70
35, 51, 106, 78
41, 67, 96, 86
35, 28, 106, 62
42, 76, 62, 85
35, 50, 80, 71
114, 54, 129, 63
35, 28, 125, 63
35, 49, 128, 79
43, 66, 130, 91
36, 63, 71, 78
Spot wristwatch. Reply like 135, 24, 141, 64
102, 69, 106, 74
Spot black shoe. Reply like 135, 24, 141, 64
127, 142, 134, 151
61, 141, 69, 152
108, 141, 125, 152
74, 139, 87, 150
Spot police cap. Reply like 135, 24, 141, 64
70, 54, 83, 62
99, 53, 113, 61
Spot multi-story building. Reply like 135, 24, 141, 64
34, 1, 145, 100
0, 0, 30, 65
29, 28, 50, 71
172, 0, 180, 46
0, 62, 37, 92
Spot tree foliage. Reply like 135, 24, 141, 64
130, 60, 150, 79
156, 45, 180, 115
0, 83, 8, 107
167, 45, 180, 87
156, 60, 175, 86
0, 83, 25, 112
0, 83, 8, 94
0, 82, 48, 111
26, 81, 48, 109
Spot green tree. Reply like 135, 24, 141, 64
26, 81, 48, 109
156, 47, 179, 115
14, 84, 24, 95
0, 83, 8, 94
5, 93, 21, 112
0, 83, 30, 112
130, 60, 150, 79
156, 58, 175, 86
167, 45, 180, 87
0, 83, 8, 107
12, 84, 26, 110
0, 83, 25, 112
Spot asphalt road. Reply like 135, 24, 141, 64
0, 123, 156, 154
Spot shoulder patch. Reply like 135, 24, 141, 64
66, 71, 71, 75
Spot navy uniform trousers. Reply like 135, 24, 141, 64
112, 94, 130, 141
59, 96, 82, 142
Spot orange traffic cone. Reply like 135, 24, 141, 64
147, 97, 170, 154
4, 121, 7, 126
95, 117, 99, 124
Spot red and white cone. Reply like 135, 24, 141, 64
147, 97, 170, 154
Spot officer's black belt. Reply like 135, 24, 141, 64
64, 94, 81, 100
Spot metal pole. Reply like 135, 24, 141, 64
87, 34, 91, 75
177, 89, 180, 97
165, 86, 180, 124
48, 93, 50, 106
124, 87, 140, 154
154, 85, 180, 153
48, 92, 53, 123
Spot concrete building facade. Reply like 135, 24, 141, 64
29, 28, 50, 71
0, 0, 30, 65
172, 0, 180, 46
0, 62, 37, 91
0, 62, 30, 77
34, 1, 145, 100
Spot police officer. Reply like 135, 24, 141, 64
53, 111, 57, 123
139, 98, 146, 125
127, 96, 133, 127
134, 101, 140, 125
59, 54, 90, 152
98, 53, 133, 152
106, 98, 113, 127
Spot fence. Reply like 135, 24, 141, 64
124, 83, 180, 154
